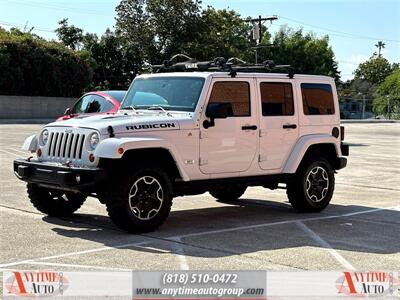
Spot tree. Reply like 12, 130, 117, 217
0, 28, 93, 96
375, 41, 385, 56
373, 70, 400, 119
354, 55, 396, 85
262, 27, 340, 81
55, 18, 83, 50
183, 8, 254, 61
82, 29, 140, 89
115, 0, 202, 64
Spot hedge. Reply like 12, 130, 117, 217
0, 32, 94, 97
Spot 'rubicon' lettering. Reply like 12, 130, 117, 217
126, 123, 176, 130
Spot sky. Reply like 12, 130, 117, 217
0, 0, 399, 81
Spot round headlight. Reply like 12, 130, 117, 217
89, 132, 99, 149
41, 129, 49, 145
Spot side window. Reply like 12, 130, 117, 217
89, 95, 113, 113
208, 82, 250, 117
71, 95, 92, 114
301, 83, 335, 115
260, 82, 294, 116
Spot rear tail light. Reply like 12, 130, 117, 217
340, 126, 345, 141
332, 127, 339, 138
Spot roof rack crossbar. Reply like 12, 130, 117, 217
150, 55, 295, 78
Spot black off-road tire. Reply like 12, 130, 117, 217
27, 183, 86, 216
209, 185, 247, 202
100, 164, 173, 233
287, 158, 335, 212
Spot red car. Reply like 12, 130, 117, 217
57, 90, 126, 121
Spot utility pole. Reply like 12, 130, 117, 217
362, 94, 366, 119
244, 15, 278, 64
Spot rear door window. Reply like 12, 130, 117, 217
301, 83, 335, 115
260, 82, 294, 116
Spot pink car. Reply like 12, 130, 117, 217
57, 90, 126, 121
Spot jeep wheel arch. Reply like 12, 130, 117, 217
99, 148, 183, 182
300, 143, 342, 171
94, 137, 189, 181
283, 135, 341, 173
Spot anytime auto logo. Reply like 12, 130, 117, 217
336, 272, 398, 297
4, 271, 69, 297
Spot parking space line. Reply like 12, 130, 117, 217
170, 237, 190, 270
5, 148, 29, 155
337, 182, 400, 192
25, 261, 132, 271
0, 241, 149, 268
296, 221, 355, 270
0, 149, 20, 157
1, 205, 398, 269
168, 205, 400, 240
0, 206, 43, 218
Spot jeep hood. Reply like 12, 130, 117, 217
45, 112, 195, 135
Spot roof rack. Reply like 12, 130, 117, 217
150, 54, 295, 78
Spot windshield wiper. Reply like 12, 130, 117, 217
120, 105, 138, 113
147, 105, 172, 116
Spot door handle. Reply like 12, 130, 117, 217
241, 125, 258, 130
283, 124, 297, 129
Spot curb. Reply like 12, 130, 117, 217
341, 119, 400, 124
0, 119, 53, 124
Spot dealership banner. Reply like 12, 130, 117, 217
132, 271, 266, 299
267, 271, 398, 298
2, 271, 132, 299
2, 270, 398, 299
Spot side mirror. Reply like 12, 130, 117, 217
64, 108, 71, 115
203, 103, 232, 129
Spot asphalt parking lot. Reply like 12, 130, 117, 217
0, 123, 399, 277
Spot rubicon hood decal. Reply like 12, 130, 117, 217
126, 122, 177, 130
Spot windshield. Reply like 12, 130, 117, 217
122, 77, 205, 112
105, 91, 126, 103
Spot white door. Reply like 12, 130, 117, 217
199, 78, 258, 174
257, 80, 299, 170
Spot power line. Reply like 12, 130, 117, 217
2, 0, 111, 16
0, 20, 55, 33
278, 15, 400, 43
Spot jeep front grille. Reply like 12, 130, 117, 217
47, 132, 86, 160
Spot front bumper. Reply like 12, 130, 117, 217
13, 159, 106, 193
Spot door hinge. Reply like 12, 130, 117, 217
258, 154, 267, 162
259, 129, 266, 137
199, 158, 208, 166
200, 131, 208, 139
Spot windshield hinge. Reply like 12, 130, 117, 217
200, 131, 208, 139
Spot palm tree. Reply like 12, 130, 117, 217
375, 41, 386, 56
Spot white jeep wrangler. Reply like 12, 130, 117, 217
14, 57, 349, 233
